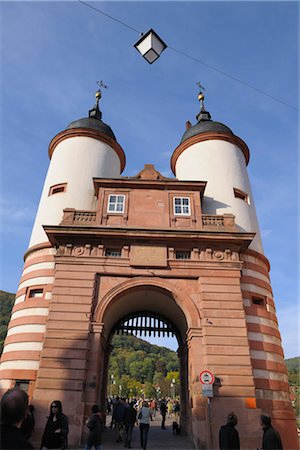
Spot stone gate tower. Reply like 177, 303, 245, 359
0, 90, 298, 450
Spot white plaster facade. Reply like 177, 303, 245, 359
29, 136, 122, 247
174, 139, 263, 253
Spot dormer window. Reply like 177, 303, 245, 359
108, 195, 125, 213
174, 197, 190, 216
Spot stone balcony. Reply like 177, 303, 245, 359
60, 208, 236, 230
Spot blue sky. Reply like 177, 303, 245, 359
0, 1, 298, 358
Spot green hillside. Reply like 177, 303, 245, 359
0, 290, 15, 352
285, 357, 300, 386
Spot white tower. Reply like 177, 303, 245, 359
171, 90, 263, 253
29, 90, 126, 247
0, 91, 125, 394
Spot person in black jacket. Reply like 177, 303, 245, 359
260, 414, 283, 450
124, 401, 137, 448
41, 400, 69, 450
84, 404, 103, 450
21, 404, 35, 439
219, 412, 240, 450
159, 399, 167, 430
0, 387, 34, 450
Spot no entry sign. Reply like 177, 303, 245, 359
199, 370, 215, 385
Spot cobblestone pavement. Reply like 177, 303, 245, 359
102, 414, 195, 450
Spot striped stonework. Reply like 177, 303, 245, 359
0, 246, 56, 396
241, 249, 296, 449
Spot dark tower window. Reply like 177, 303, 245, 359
252, 296, 266, 307
233, 187, 249, 204
28, 288, 44, 298
49, 183, 67, 196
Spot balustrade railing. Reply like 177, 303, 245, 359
202, 214, 235, 229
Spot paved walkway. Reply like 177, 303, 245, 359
102, 414, 195, 450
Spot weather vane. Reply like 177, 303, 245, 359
97, 80, 108, 91
94, 80, 108, 107
196, 81, 205, 109
196, 81, 205, 92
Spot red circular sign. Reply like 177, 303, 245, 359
199, 370, 215, 385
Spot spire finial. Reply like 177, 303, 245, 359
196, 82, 206, 110
196, 81, 211, 122
89, 81, 108, 120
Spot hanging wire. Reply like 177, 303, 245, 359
79, 0, 298, 112
78, 0, 142, 34
168, 46, 298, 112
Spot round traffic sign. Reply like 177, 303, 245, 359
199, 370, 215, 385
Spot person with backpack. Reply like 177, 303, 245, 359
41, 400, 69, 450
124, 401, 137, 448
84, 404, 103, 450
138, 401, 152, 450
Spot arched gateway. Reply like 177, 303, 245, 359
0, 91, 298, 450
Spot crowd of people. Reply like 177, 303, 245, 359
0, 387, 284, 450
106, 396, 181, 448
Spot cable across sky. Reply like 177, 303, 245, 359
79, 0, 298, 112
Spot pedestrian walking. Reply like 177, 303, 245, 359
124, 401, 137, 448
0, 387, 34, 450
260, 414, 283, 450
114, 397, 126, 443
159, 399, 167, 430
84, 404, 103, 450
173, 400, 180, 423
41, 400, 69, 450
138, 400, 153, 450
219, 412, 240, 450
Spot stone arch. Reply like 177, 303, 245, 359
94, 276, 202, 342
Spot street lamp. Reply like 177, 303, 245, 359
172, 378, 176, 398
110, 374, 114, 397
170, 383, 174, 399
134, 29, 167, 64
119, 385, 122, 396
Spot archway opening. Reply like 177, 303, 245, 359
97, 285, 190, 438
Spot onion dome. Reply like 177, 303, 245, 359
66, 89, 116, 140
180, 89, 233, 144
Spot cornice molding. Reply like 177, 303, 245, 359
170, 132, 250, 175
48, 128, 126, 173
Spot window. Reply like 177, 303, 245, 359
233, 188, 249, 204
175, 250, 191, 260
28, 288, 44, 298
15, 380, 30, 392
105, 248, 122, 258
49, 183, 67, 196
174, 197, 191, 215
107, 195, 125, 213
252, 296, 265, 307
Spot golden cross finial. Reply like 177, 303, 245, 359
95, 81, 108, 106
196, 81, 206, 109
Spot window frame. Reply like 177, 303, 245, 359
26, 286, 45, 301
173, 196, 191, 216
49, 183, 67, 196
107, 194, 125, 214
233, 187, 249, 204
252, 295, 266, 307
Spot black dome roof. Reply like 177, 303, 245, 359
66, 117, 116, 140
181, 120, 233, 144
